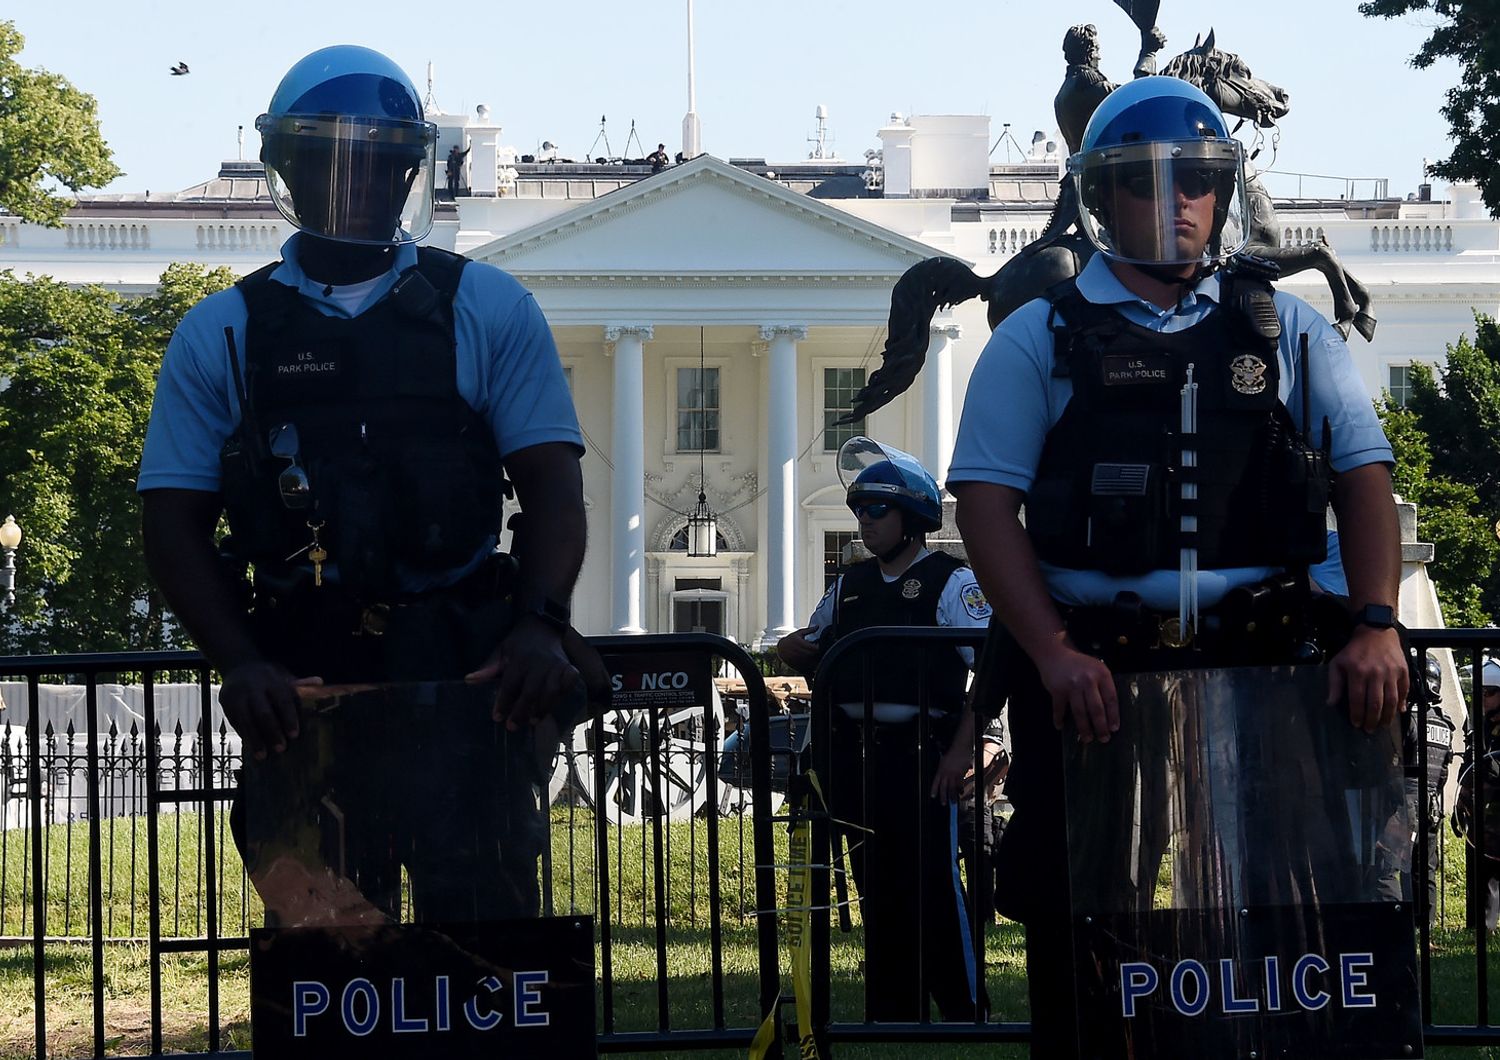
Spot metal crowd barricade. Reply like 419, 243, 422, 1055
807, 625, 1028, 1049
804, 624, 1500, 1055
1, 633, 782, 1060
1406, 627, 1500, 1051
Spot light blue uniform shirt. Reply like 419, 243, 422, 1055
947, 255, 1391, 609
138, 235, 583, 590
138, 234, 582, 494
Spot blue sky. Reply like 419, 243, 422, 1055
14, 2, 1460, 201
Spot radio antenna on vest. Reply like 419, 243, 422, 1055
1179, 363, 1199, 641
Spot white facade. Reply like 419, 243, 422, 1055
5, 113, 1497, 644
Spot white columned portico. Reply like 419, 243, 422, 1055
923, 322, 961, 486
606, 324, 653, 634
760, 324, 807, 648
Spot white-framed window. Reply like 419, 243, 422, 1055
824, 531, 856, 589
1387, 363, 1414, 407
676, 366, 721, 452
668, 524, 728, 553
822, 366, 866, 452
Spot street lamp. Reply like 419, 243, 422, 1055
0, 515, 21, 610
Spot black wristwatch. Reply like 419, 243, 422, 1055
518, 596, 571, 633
1354, 603, 1397, 631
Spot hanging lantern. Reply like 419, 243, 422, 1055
687, 490, 718, 558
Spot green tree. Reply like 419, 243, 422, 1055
0, 21, 121, 226
1360, 0, 1500, 215
0, 264, 235, 654
1379, 314, 1500, 626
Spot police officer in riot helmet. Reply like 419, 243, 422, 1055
139, 46, 596, 922
947, 77, 1406, 1057
778, 438, 992, 1022
1453, 659, 1500, 932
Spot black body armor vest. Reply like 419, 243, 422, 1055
219, 247, 507, 599
827, 551, 969, 708
1025, 267, 1329, 575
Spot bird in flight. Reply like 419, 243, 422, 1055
169, 62, 190, 76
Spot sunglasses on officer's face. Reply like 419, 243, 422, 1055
1114, 163, 1223, 201
850, 502, 894, 521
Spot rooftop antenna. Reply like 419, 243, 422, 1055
423, 61, 440, 114
988, 121, 1027, 161
808, 104, 832, 160
587, 115, 614, 162
624, 119, 645, 160
682, 0, 702, 159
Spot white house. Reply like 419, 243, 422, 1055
3, 103, 1495, 644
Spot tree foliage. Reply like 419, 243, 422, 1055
1360, 0, 1500, 215
0, 20, 121, 226
1378, 313, 1500, 626
0, 264, 235, 654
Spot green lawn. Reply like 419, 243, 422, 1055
2, 809, 1500, 1058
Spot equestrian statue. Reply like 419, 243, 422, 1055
846, 6, 1376, 423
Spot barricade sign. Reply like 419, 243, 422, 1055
240, 680, 595, 1057
250, 916, 596, 1058
1065, 665, 1422, 1059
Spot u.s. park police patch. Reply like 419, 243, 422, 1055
960, 582, 992, 620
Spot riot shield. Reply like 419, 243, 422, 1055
1065, 666, 1421, 1059
242, 679, 595, 1059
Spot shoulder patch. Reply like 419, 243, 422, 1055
960, 581, 992, 620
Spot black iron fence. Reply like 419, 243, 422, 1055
9, 628, 1500, 1057
3, 634, 782, 1060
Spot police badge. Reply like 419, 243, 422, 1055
901, 578, 922, 600
1230, 354, 1268, 395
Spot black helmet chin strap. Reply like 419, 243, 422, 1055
1135, 259, 1219, 290
877, 534, 916, 565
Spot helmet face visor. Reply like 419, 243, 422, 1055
836, 435, 943, 532
258, 114, 437, 245
1072, 138, 1249, 267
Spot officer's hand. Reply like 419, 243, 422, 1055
468, 617, 583, 731
1038, 644, 1119, 744
1454, 796, 1473, 839
1329, 626, 1408, 733
220, 661, 322, 761
776, 629, 821, 673
930, 741, 977, 805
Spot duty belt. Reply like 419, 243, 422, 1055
255, 552, 517, 637
1057, 575, 1338, 668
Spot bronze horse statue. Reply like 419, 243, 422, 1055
847, 30, 1376, 422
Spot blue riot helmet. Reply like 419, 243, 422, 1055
1070, 76, 1249, 267
256, 46, 437, 245
838, 436, 943, 534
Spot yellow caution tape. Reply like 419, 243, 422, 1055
749, 771, 826, 1060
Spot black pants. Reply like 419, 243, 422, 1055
826, 714, 986, 1023
232, 588, 559, 924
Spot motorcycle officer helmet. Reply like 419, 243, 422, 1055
1070, 76, 1250, 267
838, 436, 943, 535
256, 45, 438, 245
1484, 659, 1500, 691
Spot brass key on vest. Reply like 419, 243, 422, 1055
305, 521, 328, 587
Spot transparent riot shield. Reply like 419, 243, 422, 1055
1065, 666, 1422, 1060
242, 680, 595, 1059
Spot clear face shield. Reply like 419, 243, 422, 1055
257, 113, 437, 245
836, 435, 937, 512
1072, 138, 1249, 267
